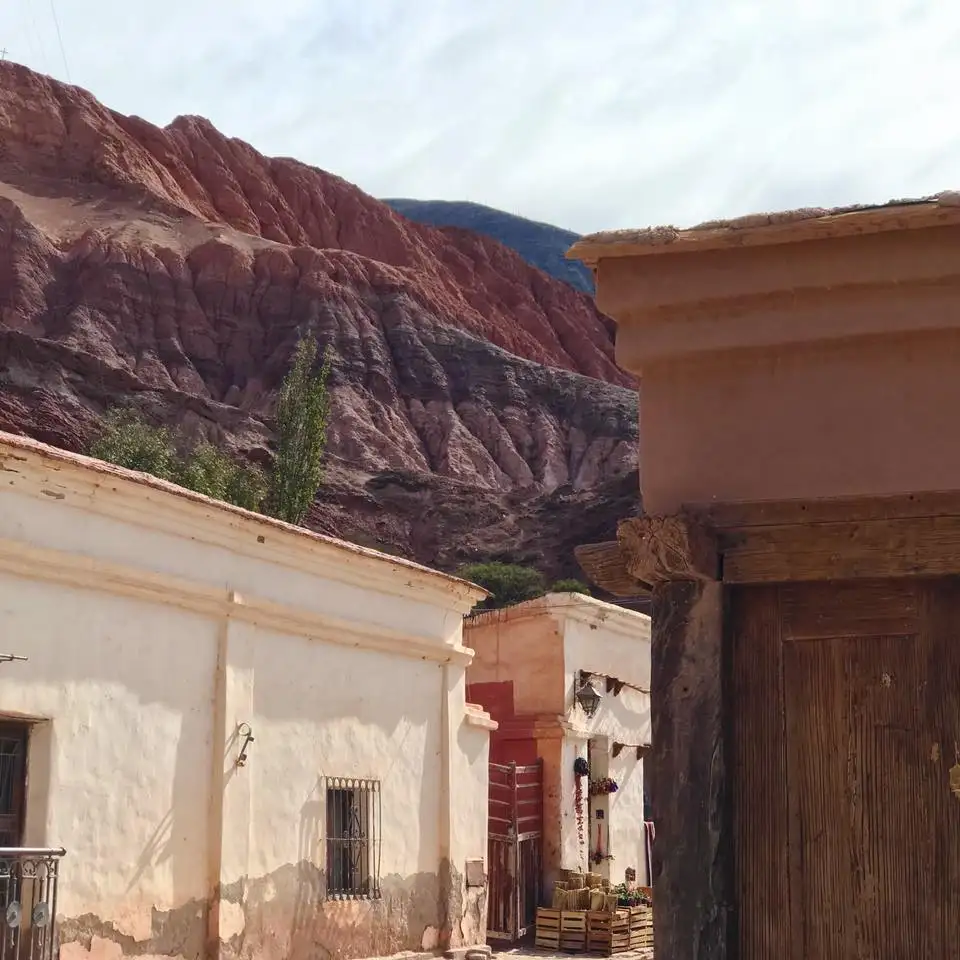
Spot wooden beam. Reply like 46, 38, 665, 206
721, 514, 960, 583
574, 541, 650, 598
690, 489, 960, 530
618, 514, 719, 586
649, 579, 728, 960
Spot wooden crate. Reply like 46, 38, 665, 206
629, 905, 653, 949
560, 910, 587, 950
586, 910, 631, 955
535, 907, 561, 949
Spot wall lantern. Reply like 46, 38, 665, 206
575, 673, 602, 717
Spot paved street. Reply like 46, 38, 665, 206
493, 947, 653, 960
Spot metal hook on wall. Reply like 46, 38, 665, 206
237, 722, 255, 767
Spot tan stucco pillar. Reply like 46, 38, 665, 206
208, 597, 255, 958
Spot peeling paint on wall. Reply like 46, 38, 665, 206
58, 861, 485, 960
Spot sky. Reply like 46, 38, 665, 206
1, 0, 958, 234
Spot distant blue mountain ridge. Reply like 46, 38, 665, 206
382, 198, 594, 295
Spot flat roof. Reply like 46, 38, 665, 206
465, 591, 650, 634
568, 190, 960, 266
0, 430, 486, 598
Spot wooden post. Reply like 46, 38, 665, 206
618, 515, 728, 960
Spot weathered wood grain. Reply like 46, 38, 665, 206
574, 541, 650, 598
721, 515, 960, 583
729, 586, 793, 960
690, 489, 960, 530
732, 579, 960, 958
649, 579, 728, 960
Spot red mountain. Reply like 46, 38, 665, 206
0, 62, 639, 580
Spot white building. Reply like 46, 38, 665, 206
0, 432, 494, 960
465, 594, 651, 908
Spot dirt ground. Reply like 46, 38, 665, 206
493, 947, 653, 960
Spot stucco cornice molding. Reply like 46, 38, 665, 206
556, 604, 651, 643
464, 704, 498, 732
466, 593, 650, 643
615, 277, 960, 371
0, 536, 475, 666
557, 716, 592, 741
0, 436, 485, 615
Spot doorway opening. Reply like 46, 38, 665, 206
0, 722, 29, 846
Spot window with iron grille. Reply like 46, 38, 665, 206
324, 778, 381, 899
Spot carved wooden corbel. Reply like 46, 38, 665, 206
574, 541, 650, 598
617, 514, 719, 586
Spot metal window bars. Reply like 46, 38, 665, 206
0, 849, 65, 960
324, 778, 381, 900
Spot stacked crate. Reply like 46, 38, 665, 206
536, 872, 653, 955
560, 911, 588, 951
628, 905, 653, 951
586, 909, 631, 955
535, 908, 561, 950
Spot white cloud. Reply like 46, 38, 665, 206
1, 0, 958, 233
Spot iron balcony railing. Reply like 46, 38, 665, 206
0, 849, 65, 960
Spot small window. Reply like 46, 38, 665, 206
324, 778, 381, 899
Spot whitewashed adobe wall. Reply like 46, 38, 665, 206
554, 596, 651, 884
0, 433, 491, 960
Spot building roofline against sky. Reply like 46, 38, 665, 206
568, 191, 960, 267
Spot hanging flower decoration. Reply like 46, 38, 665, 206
591, 850, 615, 865
589, 777, 619, 796
574, 776, 585, 851
573, 755, 589, 855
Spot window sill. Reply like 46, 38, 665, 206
465, 704, 498, 731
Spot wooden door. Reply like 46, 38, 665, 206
486, 761, 543, 942
0, 723, 27, 847
731, 579, 960, 960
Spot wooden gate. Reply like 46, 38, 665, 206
487, 760, 542, 943
731, 578, 960, 959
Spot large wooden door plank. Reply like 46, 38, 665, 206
729, 586, 794, 960
722, 515, 960, 584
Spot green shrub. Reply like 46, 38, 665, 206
177, 441, 269, 512
88, 409, 267, 512
458, 562, 545, 611
88, 335, 334, 525
224, 461, 270, 513
88, 408, 179, 481
176, 440, 234, 501
550, 578, 592, 595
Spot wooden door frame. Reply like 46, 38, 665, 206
0, 720, 30, 848
585, 491, 960, 960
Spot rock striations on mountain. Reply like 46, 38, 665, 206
0, 62, 639, 581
